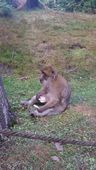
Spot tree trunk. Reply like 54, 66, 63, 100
26, 0, 39, 9
0, 76, 16, 132
12, 0, 47, 10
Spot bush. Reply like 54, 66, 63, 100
48, 0, 54, 8
47, 0, 96, 13
0, 0, 12, 17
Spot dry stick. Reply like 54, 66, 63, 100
0, 129, 96, 147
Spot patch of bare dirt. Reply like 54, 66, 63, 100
0, 140, 51, 169
0, 63, 13, 75
36, 41, 54, 56
69, 43, 86, 49
73, 104, 95, 116
33, 144, 50, 161
72, 104, 96, 127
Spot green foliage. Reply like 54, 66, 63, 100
41, 0, 49, 3
47, 0, 96, 13
0, 0, 12, 17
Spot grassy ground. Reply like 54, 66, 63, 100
0, 10, 96, 169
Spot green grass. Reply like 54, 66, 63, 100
66, 19, 96, 31
71, 79, 96, 106
1, 75, 95, 169
0, 10, 96, 169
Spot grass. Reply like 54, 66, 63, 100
0, 10, 96, 169
71, 79, 96, 106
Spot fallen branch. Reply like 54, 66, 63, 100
0, 129, 96, 147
